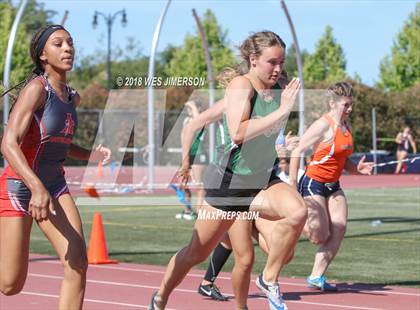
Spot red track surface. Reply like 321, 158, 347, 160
1, 254, 419, 310
47, 166, 420, 196
339, 174, 420, 189
0, 166, 419, 194
1, 168, 419, 309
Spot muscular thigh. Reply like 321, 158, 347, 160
397, 150, 408, 160
189, 202, 235, 255
0, 216, 32, 283
304, 195, 329, 238
254, 218, 275, 245
37, 194, 86, 269
228, 218, 254, 263
327, 190, 348, 227
250, 182, 305, 220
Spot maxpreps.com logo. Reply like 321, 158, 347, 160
60, 113, 75, 136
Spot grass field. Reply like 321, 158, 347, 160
29, 187, 420, 287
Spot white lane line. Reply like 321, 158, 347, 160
341, 289, 420, 297
28, 273, 205, 294
31, 260, 420, 297
27, 273, 409, 310
20, 291, 176, 309
288, 300, 385, 310
21, 287, 384, 310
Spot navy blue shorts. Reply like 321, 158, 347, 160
0, 175, 69, 217
298, 175, 341, 198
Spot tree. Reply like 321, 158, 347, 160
283, 44, 309, 79
303, 25, 347, 84
159, 44, 178, 65
0, 0, 56, 93
157, 44, 178, 79
0, 0, 55, 144
165, 9, 236, 87
378, 3, 420, 91
21, 0, 56, 34
0, 1, 32, 92
68, 52, 105, 91
69, 38, 149, 91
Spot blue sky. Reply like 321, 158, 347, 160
31, 0, 417, 86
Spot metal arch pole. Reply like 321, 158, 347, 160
192, 9, 215, 163
372, 108, 378, 175
107, 14, 112, 90
60, 10, 69, 25
281, 0, 305, 168
3, 0, 29, 167
147, 0, 171, 191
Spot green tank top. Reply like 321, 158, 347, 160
211, 121, 226, 166
190, 121, 226, 164
220, 84, 282, 175
190, 128, 205, 156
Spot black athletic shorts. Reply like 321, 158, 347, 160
189, 153, 209, 166
203, 164, 282, 212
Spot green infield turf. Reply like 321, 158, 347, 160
29, 187, 420, 287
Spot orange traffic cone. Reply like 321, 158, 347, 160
96, 161, 103, 178
87, 213, 118, 264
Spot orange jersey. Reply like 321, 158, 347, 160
306, 114, 353, 183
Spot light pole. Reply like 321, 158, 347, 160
92, 9, 127, 90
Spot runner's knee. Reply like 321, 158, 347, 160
333, 222, 347, 238
233, 250, 254, 273
288, 200, 307, 229
63, 239, 88, 276
0, 277, 25, 296
309, 231, 330, 245
184, 244, 212, 265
